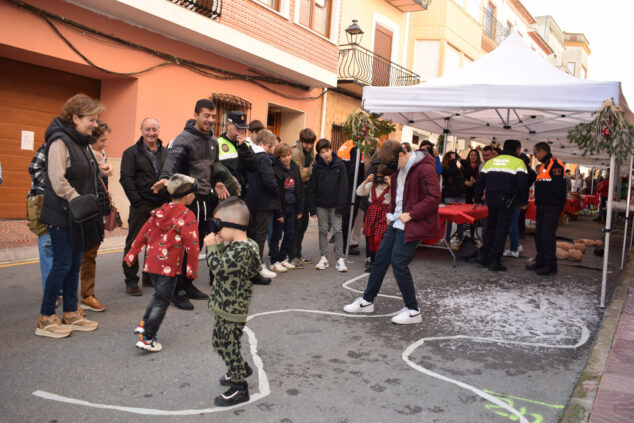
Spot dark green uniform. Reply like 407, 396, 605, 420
207, 239, 261, 382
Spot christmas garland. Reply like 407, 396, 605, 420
567, 98, 634, 164
342, 108, 395, 155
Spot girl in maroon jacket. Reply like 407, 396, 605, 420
344, 143, 441, 324
125, 174, 199, 352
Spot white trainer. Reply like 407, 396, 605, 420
315, 256, 329, 270
503, 249, 520, 258
343, 297, 374, 313
280, 260, 296, 270
335, 257, 347, 272
270, 262, 288, 273
391, 307, 422, 325
260, 266, 277, 278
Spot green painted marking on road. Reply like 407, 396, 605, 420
483, 389, 564, 409
485, 398, 544, 423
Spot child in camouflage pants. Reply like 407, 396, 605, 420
205, 197, 262, 407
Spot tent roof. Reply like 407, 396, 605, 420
363, 33, 633, 149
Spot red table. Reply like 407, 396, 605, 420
582, 194, 600, 208
526, 198, 581, 222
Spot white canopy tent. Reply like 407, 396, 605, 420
363, 32, 633, 307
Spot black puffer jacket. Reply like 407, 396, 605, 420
120, 137, 169, 207
246, 152, 279, 213
309, 153, 348, 215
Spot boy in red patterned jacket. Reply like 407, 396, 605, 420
124, 174, 199, 352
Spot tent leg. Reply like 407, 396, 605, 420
600, 155, 617, 308
345, 146, 362, 259
621, 155, 633, 269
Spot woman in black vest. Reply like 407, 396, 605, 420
36, 94, 104, 338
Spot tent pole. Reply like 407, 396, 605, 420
345, 145, 362, 259
590, 169, 594, 194
600, 155, 617, 308
439, 118, 450, 189
620, 155, 633, 269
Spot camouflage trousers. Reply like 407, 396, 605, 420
212, 315, 247, 382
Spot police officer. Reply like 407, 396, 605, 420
217, 111, 258, 198
474, 139, 528, 271
526, 142, 566, 276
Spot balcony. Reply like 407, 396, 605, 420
481, 8, 509, 52
337, 43, 420, 97
384, 0, 431, 12
167, 0, 221, 19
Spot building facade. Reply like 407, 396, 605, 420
0, 0, 342, 218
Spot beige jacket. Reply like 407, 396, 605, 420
290, 142, 315, 183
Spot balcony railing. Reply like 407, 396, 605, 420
338, 44, 420, 88
168, 0, 222, 19
482, 8, 508, 44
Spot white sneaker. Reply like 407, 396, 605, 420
198, 252, 206, 261
335, 257, 347, 272
343, 297, 374, 313
260, 267, 277, 279
503, 249, 520, 258
270, 262, 288, 273
391, 307, 422, 325
280, 260, 296, 270
315, 256, 329, 270
518, 245, 523, 253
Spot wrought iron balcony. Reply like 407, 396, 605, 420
482, 8, 508, 44
168, 0, 222, 19
338, 43, 420, 90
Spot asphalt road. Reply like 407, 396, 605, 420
0, 219, 623, 423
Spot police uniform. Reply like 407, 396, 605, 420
474, 153, 528, 269
217, 112, 258, 198
532, 153, 566, 274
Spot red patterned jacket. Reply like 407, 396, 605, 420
124, 203, 199, 278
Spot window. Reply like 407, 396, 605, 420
211, 94, 251, 137
256, 0, 280, 11
331, 123, 344, 152
567, 62, 576, 75
299, 0, 331, 36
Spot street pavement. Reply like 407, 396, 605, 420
0, 218, 625, 423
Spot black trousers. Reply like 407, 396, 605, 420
294, 187, 310, 258
248, 210, 274, 260
123, 203, 155, 287
177, 194, 217, 293
535, 205, 562, 268
479, 196, 514, 264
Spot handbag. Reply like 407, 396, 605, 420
100, 179, 122, 231
68, 194, 101, 223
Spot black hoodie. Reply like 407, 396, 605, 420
309, 152, 348, 214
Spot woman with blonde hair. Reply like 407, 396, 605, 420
36, 94, 104, 338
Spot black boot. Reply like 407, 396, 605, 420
172, 290, 194, 310
525, 262, 543, 271
219, 363, 253, 386
214, 381, 249, 407
251, 274, 271, 285
536, 266, 557, 276
184, 284, 208, 300
488, 262, 507, 272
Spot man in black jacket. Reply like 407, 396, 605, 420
120, 117, 169, 295
151, 99, 232, 309
217, 111, 258, 198
526, 142, 567, 276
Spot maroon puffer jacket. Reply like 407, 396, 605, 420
388, 152, 442, 243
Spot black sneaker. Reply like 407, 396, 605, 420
185, 285, 208, 300
214, 381, 249, 407
536, 266, 557, 276
251, 274, 271, 285
172, 291, 194, 310
364, 263, 372, 273
488, 262, 507, 272
477, 257, 491, 267
525, 262, 543, 271
220, 363, 253, 386
348, 245, 360, 256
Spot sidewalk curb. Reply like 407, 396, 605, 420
560, 253, 634, 422
0, 236, 126, 266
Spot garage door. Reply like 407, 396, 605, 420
0, 58, 100, 218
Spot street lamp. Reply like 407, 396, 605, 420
345, 20, 364, 45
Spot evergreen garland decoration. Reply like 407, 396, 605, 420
567, 98, 634, 164
342, 108, 396, 155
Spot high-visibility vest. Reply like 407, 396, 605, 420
536, 157, 564, 183
217, 136, 238, 160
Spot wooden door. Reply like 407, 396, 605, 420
0, 58, 100, 218
372, 24, 393, 86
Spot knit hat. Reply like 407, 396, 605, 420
167, 173, 196, 197
376, 139, 403, 165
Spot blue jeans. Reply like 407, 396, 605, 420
142, 274, 177, 339
507, 206, 520, 251
40, 227, 83, 316
38, 232, 54, 292
363, 224, 419, 311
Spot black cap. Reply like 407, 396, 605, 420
227, 111, 248, 129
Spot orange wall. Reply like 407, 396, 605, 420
0, 0, 323, 158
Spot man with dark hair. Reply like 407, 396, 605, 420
291, 128, 317, 265
151, 99, 232, 309
421, 140, 442, 175
474, 139, 528, 271
527, 141, 566, 276
120, 117, 169, 296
